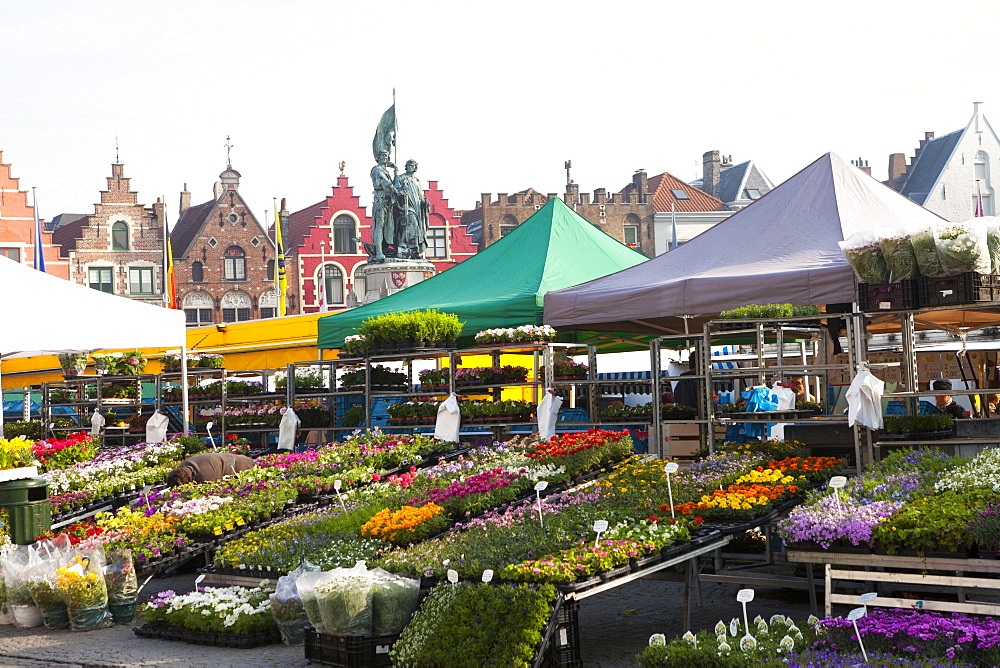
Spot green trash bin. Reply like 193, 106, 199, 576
0, 478, 51, 544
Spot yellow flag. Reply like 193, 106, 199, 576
275, 208, 288, 316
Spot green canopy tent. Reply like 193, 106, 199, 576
317, 198, 649, 350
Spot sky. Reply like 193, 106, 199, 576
1, 0, 997, 226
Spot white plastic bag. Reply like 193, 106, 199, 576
910, 225, 946, 277
935, 220, 990, 276
839, 230, 888, 284
877, 226, 920, 282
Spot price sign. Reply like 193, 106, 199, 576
334, 479, 347, 511
664, 462, 679, 518
534, 481, 549, 491
213, 527, 223, 536
446, 569, 458, 584
736, 588, 755, 638
535, 483, 548, 528
593, 519, 609, 547
847, 607, 870, 662
195, 574, 206, 585
239, 563, 246, 570
828, 476, 847, 489
858, 592, 877, 604
482, 569, 494, 583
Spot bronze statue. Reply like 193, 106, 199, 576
393, 159, 429, 259
369, 150, 395, 262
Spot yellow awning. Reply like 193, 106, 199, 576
1, 311, 341, 389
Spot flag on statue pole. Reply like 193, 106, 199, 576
166, 237, 178, 308
31, 187, 46, 272
975, 181, 985, 217
275, 207, 288, 316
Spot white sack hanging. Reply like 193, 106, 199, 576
537, 390, 563, 440
846, 365, 885, 430
434, 394, 461, 442
90, 409, 105, 436
145, 411, 169, 443
278, 407, 300, 451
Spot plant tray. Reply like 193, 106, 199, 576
721, 410, 817, 421
0, 466, 39, 483
876, 430, 953, 441
304, 629, 398, 667
919, 272, 1000, 307
133, 624, 280, 648
857, 280, 921, 311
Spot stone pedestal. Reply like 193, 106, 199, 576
361, 260, 436, 304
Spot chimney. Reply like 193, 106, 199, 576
632, 169, 648, 204
974, 101, 983, 133
887, 153, 907, 190
564, 182, 580, 206
179, 183, 191, 215
702, 150, 721, 199
851, 158, 872, 176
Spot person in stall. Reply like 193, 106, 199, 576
789, 376, 817, 404
932, 379, 970, 419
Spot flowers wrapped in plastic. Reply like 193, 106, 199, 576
3, 545, 42, 628
314, 564, 374, 636
839, 230, 888, 284
877, 227, 920, 282
910, 225, 946, 277
295, 570, 332, 634
26, 547, 69, 629
104, 548, 138, 624
935, 221, 990, 275
55, 549, 111, 631
370, 568, 419, 636
269, 561, 320, 645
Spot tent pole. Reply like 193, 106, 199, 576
180, 347, 190, 434
0, 360, 5, 440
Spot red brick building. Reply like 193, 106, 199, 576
0, 151, 69, 278
172, 166, 278, 325
52, 162, 166, 303
283, 168, 476, 314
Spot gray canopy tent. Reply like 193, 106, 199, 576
544, 152, 947, 334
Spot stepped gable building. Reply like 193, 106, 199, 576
52, 162, 164, 298
886, 102, 999, 221
469, 168, 727, 257
0, 152, 69, 278
691, 150, 775, 210
282, 167, 476, 314
171, 166, 278, 326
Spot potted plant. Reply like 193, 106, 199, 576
418, 368, 450, 390
357, 310, 463, 353
58, 353, 88, 377
474, 324, 557, 346
553, 361, 588, 380
340, 334, 369, 358
160, 354, 182, 372
90, 353, 111, 375
198, 354, 225, 369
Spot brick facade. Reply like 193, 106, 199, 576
171, 167, 278, 325
52, 162, 163, 298
0, 151, 69, 278
284, 169, 477, 314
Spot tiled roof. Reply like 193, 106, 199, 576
641, 171, 727, 212
51, 214, 91, 256
170, 199, 217, 258
284, 200, 326, 255
899, 129, 963, 205
717, 161, 750, 203
49, 213, 88, 233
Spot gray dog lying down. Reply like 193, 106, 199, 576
166, 452, 255, 487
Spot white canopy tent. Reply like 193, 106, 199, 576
0, 256, 188, 438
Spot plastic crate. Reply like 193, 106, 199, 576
857, 280, 920, 311
534, 596, 581, 668
919, 272, 1000, 307
303, 629, 397, 668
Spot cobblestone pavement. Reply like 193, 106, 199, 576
0, 565, 815, 667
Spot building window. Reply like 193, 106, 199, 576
0, 248, 20, 262
333, 215, 357, 254
191, 261, 204, 282
112, 221, 129, 250
426, 228, 447, 258
260, 307, 276, 319
321, 264, 344, 305
222, 308, 251, 322
670, 189, 690, 200
223, 246, 246, 280
623, 226, 639, 247
185, 308, 213, 326
266, 260, 275, 281
353, 264, 367, 300
129, 267, 155, 295
500, 225, 516, 237
88, 267, 114, 293
745, 189, 762, 200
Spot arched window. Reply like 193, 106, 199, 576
333, 215, 357, 254
224, 246, 246, 280
319, 264, 344, 306
623, 213, 640, 248
500, 214, 518, 237
112, 221, 129, 250
191, 261, 204, 283
353, 264, 367, 300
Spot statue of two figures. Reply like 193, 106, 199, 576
369, 151, 429, 263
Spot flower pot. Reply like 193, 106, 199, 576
598, 564, 631, 583
109, 601, 138, 624
12, 604, 43, 628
